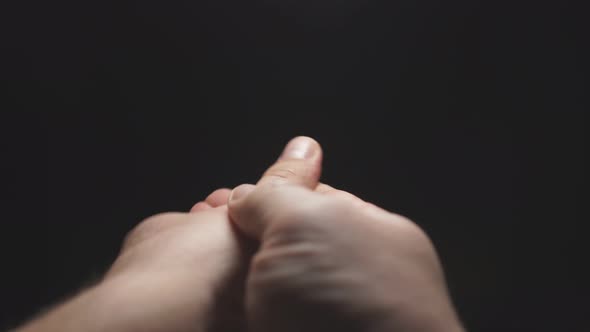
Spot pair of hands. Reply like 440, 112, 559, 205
19, 137, 463, 332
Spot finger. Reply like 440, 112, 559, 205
315, 183, 339, 193
227, 182, 351, 238
316, 184, 388, 217
227, 136, 324, 239
315, 183, 365, 203
190, 201, 212, 213
257, 136, 323, 189
228, 183, 316, 239
205, 188, 232, 207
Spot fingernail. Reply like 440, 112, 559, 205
229, 184, 256, 202
280, 136, 317, 160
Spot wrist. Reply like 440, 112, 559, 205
93, 271, 213, 332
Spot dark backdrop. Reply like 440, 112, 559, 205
1, 0, 586, 331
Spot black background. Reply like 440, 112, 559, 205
1, 0, 586, 331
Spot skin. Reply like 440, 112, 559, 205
17, 136, 464, 332
19, 189, 253, 332
228, 137, 464, 332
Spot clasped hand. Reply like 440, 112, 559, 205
18, 137, 464, 332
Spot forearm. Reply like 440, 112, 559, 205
17, 283, 112, 332
16, 273, 211, 332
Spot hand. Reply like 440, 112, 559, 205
228, 136, 464, 332
19, 189, 253, 332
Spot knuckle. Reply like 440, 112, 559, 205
274, 202, 319, 232
398, 216, 428, 238
264, 166, 298, 183
392, 215, 436, 251
250, 250, 279, 273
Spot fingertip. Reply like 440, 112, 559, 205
279, 136, 322, 161
258, 136, 323, 188
205, 188, 232, 207
190, 201, 211, 213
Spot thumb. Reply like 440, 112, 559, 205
258, 136, 323, 188
228, 136, 323, 239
